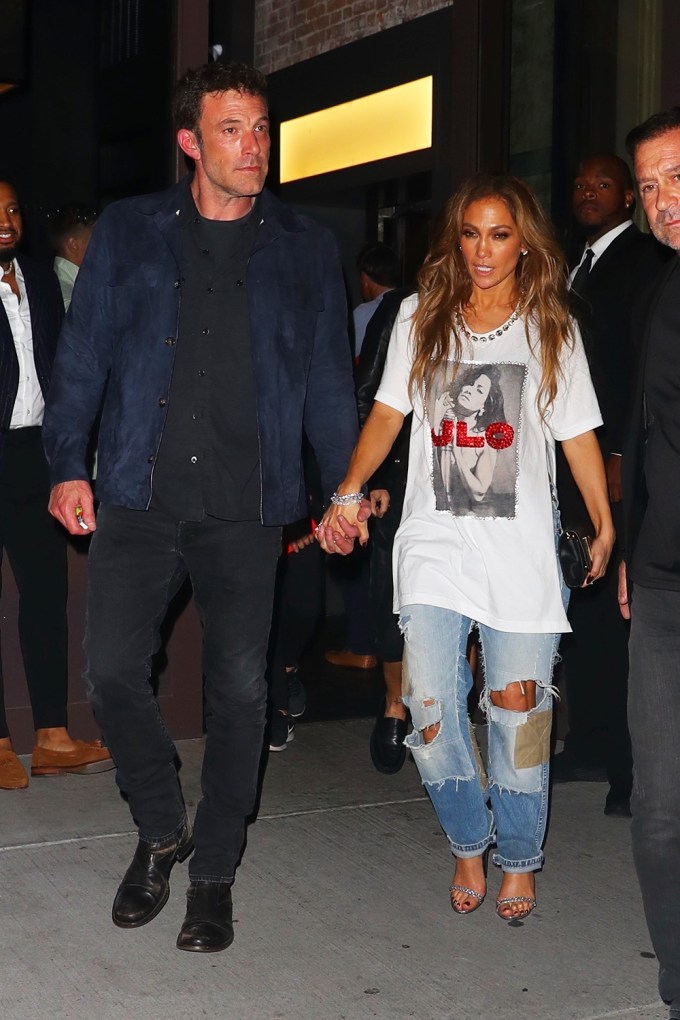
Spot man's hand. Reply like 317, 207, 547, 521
369, 488, 391, 518
606, 454, 623, 504
618, 560, 630, 620
49, 480, 96, 535
316, 497, 371, 555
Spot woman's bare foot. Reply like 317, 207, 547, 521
450, 854, 487, 914
496, 872, 537, 920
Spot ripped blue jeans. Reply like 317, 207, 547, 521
400, 605, 560, 872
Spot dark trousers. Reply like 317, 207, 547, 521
368, 486, 405, 663
329, 545, 374, 655
629, 584, 680, 1011
560, 506, 633, 794
269, 536, 324, 712
0, 427, 68, 738
85, 504, 281, 883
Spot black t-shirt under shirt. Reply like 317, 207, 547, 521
151, 193, 261, 522
631, 258, 680, 590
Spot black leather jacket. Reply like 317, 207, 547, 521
354, 288, 412, 496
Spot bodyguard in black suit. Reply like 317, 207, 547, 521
0, 181, 111, 789
554, 155, 670, 815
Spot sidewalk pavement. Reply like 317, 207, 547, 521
0, 719, 666, 1020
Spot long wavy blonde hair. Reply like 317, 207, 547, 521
410, 172, 574, 416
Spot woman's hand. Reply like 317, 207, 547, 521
316, 497, 371, 555
584, 523, 615, 586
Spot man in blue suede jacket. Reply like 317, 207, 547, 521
43, 62, 358, 954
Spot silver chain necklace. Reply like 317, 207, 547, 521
456, 306, 520, 344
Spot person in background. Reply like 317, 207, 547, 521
0, 180, 111, 790
325, 243, 401, 672
50, 203, 97, 311
318, 172, 614, 921
355, 280, 411, 773
352, 242, 401, 360
554, 153, 669, 817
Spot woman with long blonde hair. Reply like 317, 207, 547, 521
317, 172, 614, 920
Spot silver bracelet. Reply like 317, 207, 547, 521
330, 491, 363, 506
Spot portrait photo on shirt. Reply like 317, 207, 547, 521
427, 361, 526, 519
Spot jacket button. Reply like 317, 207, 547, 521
173, 279, 180, 288
148, 455, 154, 463
158, 398, 167, 407
165, 337, 175, 346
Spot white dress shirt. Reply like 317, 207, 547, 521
53, 256, 78, 311
0, 261, 45, 428
568, 219, 634, 286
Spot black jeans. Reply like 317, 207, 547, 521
0, 428, 69, 738
629, 584, 680, 1012
85, 504, 281, 883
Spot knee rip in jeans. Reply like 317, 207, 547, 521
420, 698, 440, 745
483, 679, 557, 771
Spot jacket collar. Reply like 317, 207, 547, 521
146, 176, 306, 259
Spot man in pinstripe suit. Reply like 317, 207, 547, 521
0, 180, 111, 789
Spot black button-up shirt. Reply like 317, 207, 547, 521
151, 192, 261, 521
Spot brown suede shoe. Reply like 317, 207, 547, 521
31, 739, 114, 776
324, 650, 378, 670
0, 749, 29, 789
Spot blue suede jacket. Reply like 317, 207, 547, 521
43, 178, 358, 526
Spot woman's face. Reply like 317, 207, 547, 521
459, 197, 523, 293
456, 373, 491, 416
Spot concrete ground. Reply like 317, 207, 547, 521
0, 719, 666, 1020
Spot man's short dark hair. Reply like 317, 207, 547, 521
626, 107, 680, 161
356, 242, 400, 288
173, 61, 268, 135
50, 203, 97, 249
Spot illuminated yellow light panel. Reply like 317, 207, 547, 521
280, 76, 433, 183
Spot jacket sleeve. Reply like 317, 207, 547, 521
302, 229, 359, 502
42, 212, 114, 485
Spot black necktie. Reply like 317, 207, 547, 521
571, 247, 594, 297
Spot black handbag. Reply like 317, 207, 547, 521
558, 530, 593, 589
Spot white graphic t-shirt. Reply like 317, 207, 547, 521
374, 294, 602, 633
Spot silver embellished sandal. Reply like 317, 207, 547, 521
495, 895, 537, 920
449, 883, 486, 915
449, 849, 488, 915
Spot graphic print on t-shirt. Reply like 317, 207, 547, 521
427, 361, 526, 518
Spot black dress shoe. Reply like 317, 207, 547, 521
176, 881, 234, 953
604, 791, 632, 818
112, 819, 193, 929
370, 710, 408, 775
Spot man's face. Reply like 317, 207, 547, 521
0, 182, 22, 264
572, 157, 633, 240
635, 127, 680, 252
183, 89, 270, 201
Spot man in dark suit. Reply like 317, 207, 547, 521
620, 107, 680, 1020
0, 180, 111, 790
43, 63, 357, 953
554, 154, 669, 816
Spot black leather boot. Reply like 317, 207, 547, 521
176, 881, 234, 953
112, 819, 193, 928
